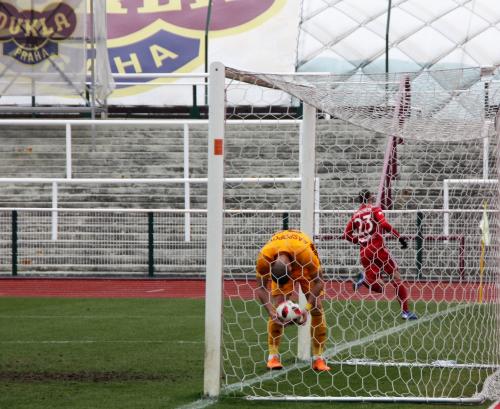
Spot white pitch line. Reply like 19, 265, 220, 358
176, 398, 217, 409
329, 359, 499, 370
179, 303, 472, 409
0, 314, 202, 320
0, 340, 203, 345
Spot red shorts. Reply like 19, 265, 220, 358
359, 245, 397, 283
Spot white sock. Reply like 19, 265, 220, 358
268, 354, 279, 360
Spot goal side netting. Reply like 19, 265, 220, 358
204, 63, 500, 403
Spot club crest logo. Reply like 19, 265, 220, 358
107, 0, 282, 89
0, 2, 77, 65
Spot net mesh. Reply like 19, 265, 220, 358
226, 66, 500, 141
220, 66, 500, 401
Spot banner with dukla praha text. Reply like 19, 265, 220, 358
0, 0, 87, 98
0, 0, 297, 105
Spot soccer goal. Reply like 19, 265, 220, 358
203, 62, 500, 403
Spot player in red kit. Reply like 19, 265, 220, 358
342, 190, 418, 320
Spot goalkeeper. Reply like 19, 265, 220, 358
343, 190, 417, 320
255, 229, 330, 371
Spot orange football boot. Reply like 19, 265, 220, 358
266, 355, 283, 370
312, 357, 331, 371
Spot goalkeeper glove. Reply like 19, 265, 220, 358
399, 237, 408, 249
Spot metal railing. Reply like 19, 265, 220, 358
0, 177, 302, 242
0, 118, 303, 241
0, 207, 487, 280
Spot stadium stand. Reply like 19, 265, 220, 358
0, 119, 495, 278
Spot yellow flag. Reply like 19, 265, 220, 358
479, 202, 490, 246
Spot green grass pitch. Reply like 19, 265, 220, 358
0, 297, 496, 409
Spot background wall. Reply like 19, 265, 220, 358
106, 0, 500, 106
107, 0, 300, 106
2, 0, 499, 106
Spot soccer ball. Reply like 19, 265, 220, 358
275, 300, 306, 325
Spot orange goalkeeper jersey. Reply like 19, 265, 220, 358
256, 230, 321, 284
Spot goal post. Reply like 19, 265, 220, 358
297, 102, 316, 361
204, 63, 500, 402
203, 62, 225, 397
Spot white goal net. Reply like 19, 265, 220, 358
204, 63, 500, 403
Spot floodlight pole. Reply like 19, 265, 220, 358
204, 0, 213, 106
203, 62, 225, 397
90, 0, 97, 150
385, 0, 392, 75
385, 0, 392, 105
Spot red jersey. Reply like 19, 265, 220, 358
342, 203, 401, 249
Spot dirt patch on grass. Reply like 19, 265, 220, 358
0, 371, 174, 382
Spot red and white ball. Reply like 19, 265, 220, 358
275, 300, 306, 325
